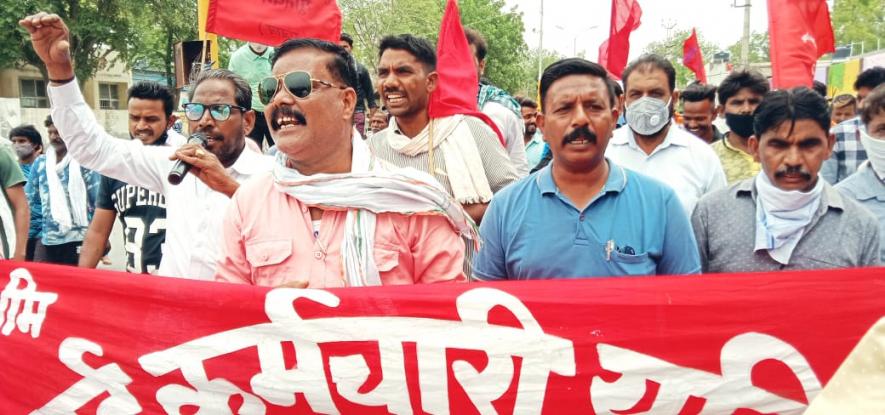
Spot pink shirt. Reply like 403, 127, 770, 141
215, 173, 467, 287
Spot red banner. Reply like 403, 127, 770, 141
1, 261, 883, 413
206, 0, 342, 45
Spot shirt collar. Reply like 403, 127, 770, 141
527, 132, 544, 146
610, 122, 688, 150
735, 174, 846, 213
843, 162, 885, 201
228, 144, 269, 177
247, 47, 273, 61
537, 158, 628, 196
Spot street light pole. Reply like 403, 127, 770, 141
733, 0, 752, 68
537, 0, 544, 84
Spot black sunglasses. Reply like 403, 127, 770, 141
258, 71, 346, 105
183, 103, 247, 122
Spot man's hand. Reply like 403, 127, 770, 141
18, 12, 75, 82
276, 280, 309, 289
170, 144, 240, 197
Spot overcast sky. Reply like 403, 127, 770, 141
503, 0, 792, 60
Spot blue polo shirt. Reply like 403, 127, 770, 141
473, 160, 701, 280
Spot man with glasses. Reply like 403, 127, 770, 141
20, 12, 273, 280
214, 38, 470, 288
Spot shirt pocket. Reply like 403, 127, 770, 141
245, 238, 294, 282
373, 244, 400, 273
607, 248, 657, 276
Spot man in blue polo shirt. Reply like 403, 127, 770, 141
472, 58, 700, 280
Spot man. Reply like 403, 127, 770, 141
831, 94, 857, 126
821, 66, 885, 184
837, 84, 885, 262
368, 109, 389, 136
465, 28, 530, 176
21, 12, 273, 279
26, 116, 100, 265
0, 142, 29, 261
813, 80, 828, 98
711, 70, 769, 184
228, 41, 274, 149
517, 96, 545, 168
9, 125, 43, 260
368, 34, 518, 224
692, 87, 879, 272
79, 82, 185, 273
215, 38, 469, 287
606, 54, 726, 214
680, 82, 722, 143
472, 58, 700, 280
339, 33, 379, 138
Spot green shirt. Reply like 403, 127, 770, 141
0, 145, 26, 258
711, 133, 761, 184
227, 44, 274, 112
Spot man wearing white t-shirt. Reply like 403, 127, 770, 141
606, 54, 726, 214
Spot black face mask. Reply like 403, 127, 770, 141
725, 113, 755, 138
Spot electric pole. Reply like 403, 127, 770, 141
733, 0, 752, 68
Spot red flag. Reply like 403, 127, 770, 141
682, 28, 707, 84
429, 0, 505, 146
206, 0, 341, 46
767, 0, 835, 89
598, 0, 643, 79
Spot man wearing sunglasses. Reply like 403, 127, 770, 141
214, 38, 472, 288
20, 12, 273, 280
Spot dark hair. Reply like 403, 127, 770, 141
622, 54, 676, 93
681, 82, 717, 104
272, 38, 357, 89
8, 124, 42, 149
378, 34, 436, 71
464, 28, 487, 61
861, 84, 885, 126
717, 70, 769, 106
854, 67, 885, 91
128, 81, 175, 118
812, 80, 827, 98
753, 87, 830, 138
517, 96, 538, 109
540, 58, 616, 109
339, 32, 354, 46
44, 115, 53, 127
611, 80, 623, 98
189, 69, 252, 110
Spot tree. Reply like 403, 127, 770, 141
831, 0, 885, 54
642, 28, 720, 89
725, 32, 769, 65
128, 0, 198, 88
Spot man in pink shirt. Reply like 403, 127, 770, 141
215, 38, 473, 288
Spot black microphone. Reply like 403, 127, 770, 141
167, 132, 208, 185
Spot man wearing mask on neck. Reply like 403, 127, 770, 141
606, 54, 726, 214
711, 70, 770, 184
229, 41, 274, 149
693, 87, 879, 272
837, 84, 885, 262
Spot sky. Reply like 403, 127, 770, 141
503, 0, 780, 61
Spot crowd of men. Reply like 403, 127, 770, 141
3, 12, 885, 287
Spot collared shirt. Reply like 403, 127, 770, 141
524, 131, 545, 169
836, 162, 885, 263
49, 81, 274, 280
711, 132, 761, 184
711, 125, 725, 143
26, 154, 101, 246
215, 173, 466, 287
227, 44, 274, 113
472, 161, 701, 280
821, 117, 865, 184
607, 123, 727, 214
482, 101, 529, 177
692, 177, 880, 273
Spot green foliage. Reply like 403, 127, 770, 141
642, 28, 719, 89
831, 0, 885, 53
725, 32, 769, 64
128, 0, 198, 87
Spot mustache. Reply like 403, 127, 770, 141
270, 106, 307, 130
562, 125, 597, 145
774, 165, 812, 181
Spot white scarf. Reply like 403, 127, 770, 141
45, 148, 88, 233
859, 125, 885, 179
272, 130, 477, 287
753, 172, 824, 265
385, 115, 493, 204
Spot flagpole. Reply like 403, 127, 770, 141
537, 0, 544, 104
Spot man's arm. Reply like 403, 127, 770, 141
467, 117, 519, 194
659, 192, 702, 275
471, 197, 508, 281
6, 185, 29, 261
483, 102, 529, 176
79, 208, 116, 268
360, 66, 378, 110
462, 203, 488, 225
690, 200, 711, 273
26, 161, 42, 239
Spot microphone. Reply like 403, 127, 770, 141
167, 132, 208, 185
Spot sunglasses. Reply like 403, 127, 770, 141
183, 103, 247, 122
258, 71, 346, 105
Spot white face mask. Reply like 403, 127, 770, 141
625, 96, 671, 136
249, 42, 268, 54
859, 125, 885, 178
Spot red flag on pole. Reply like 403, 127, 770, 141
767, 0, 835, 89
429, 0, 505, 146
682, 28, 707, 84
206, 0, 342, 45
598, 0, 643, 80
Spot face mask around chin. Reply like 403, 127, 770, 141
625, 96, 671, 136
13, 144, 34, 159
725, 113, 756, 138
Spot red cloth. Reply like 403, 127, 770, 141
682, 28, 707, 84
429, 0, 505, 146
767, 0, 835, 89
598, 0, 643, 80
206, 0, 341, 45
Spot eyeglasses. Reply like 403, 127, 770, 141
258, 71, 346, 105
183, 103, 247, 122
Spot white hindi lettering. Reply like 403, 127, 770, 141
590, 332, 822, 414
32, 337, 141, 415
0, 268, 58, 338
137, 287, 576, 414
